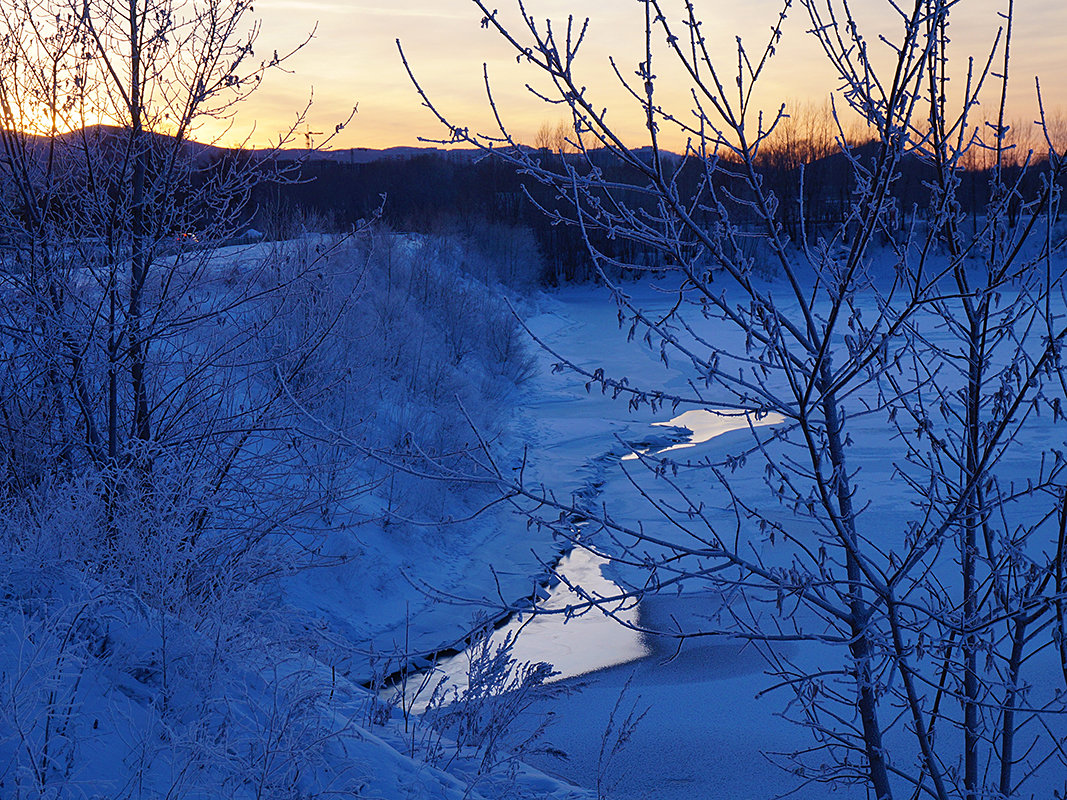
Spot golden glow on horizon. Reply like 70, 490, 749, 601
241, 1, 1065, 151
11, 1, 1065, 152
2, 105, 119, 139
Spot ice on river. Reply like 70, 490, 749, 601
622, 407, 784, 461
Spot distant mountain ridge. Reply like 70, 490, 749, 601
9, 124, 690, 167
3, 124, 488, 163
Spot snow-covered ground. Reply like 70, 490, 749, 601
3, 230, 1065, 798
473, 284, 870, 800
425, 270, 1067, 799
0, 232, 588, 800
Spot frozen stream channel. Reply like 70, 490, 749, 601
506, 403, 870, 800
417, 408, 780, 699
406, 406, 859, 800
411, 281, 1065, 800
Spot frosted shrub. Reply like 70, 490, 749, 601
0, 212, 540, 796
0, 490, 364, 798
0, 593, 95, 798
481, 302, 539, 387
420, 220, 547, 289
261, 227, 537, 522
425, 623, 558, 780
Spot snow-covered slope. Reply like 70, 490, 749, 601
0, 230, 586, 799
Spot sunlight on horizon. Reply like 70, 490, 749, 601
7, 1, 1065, 153
234, 0, 1067, 152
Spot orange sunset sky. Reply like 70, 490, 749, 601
223, 0, 1067, 150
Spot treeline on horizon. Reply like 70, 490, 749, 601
249, 113, 1067, 285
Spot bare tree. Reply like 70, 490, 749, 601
0, 0, 358, 516
533, 118, 575, 154
0, 4, 380, 792
403, 1, 1067, 798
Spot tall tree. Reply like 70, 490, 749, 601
405, 1, 1067, 797
0, 0, 324, 472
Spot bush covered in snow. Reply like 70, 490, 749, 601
0, 227, 555, 798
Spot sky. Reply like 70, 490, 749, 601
231, 0, 1067, 151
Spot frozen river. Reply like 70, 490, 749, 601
481, 287, 860, 799
422, 408, 781, 693
421, 401, 820, 800
407, 278, 1066, 800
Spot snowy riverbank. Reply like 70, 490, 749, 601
433, 273, 1067, 800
